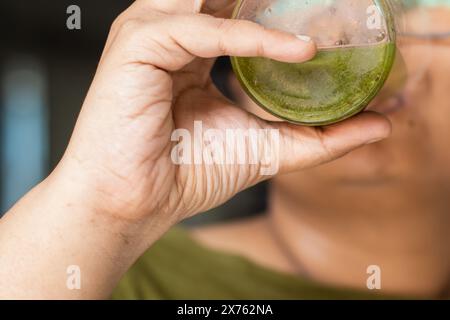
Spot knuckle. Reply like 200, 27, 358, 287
110, 13, 124, 29
110, 12, 131, 35
110, 10, 164, 39
166, 13, 197, 30
314, 128, 335, 160
255, 25, 271, 56
255, 37, 266, 57
216, 18, 239, 33
215, 19, 239, 54
215, 19, 267, 56
113, 17, 162, 49
117, 18, 146, 35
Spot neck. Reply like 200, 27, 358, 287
269, 177, 450, 298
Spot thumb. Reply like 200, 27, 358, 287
275, 111, 392, 174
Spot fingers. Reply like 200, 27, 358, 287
274, 112, 392, 174
107, 14, 316, 71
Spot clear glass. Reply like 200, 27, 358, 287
231, 0, 400, 126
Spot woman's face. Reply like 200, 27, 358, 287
231, 7, 450, 190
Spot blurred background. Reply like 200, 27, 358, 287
0, 0, 267, 223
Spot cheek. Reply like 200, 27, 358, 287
394, 42, 450, 170
421, 51, 450, 172
369, 44, 450, 180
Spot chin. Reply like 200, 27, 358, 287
304, 113, 430, 187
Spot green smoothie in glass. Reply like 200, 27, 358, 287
231, 0, 398, 126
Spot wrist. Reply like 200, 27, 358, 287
44, 159, 174, 255
52, 152, 174, 222
0, 175, 158, 299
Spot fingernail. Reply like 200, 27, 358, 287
296, 35, 312, 42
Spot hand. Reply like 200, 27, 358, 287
56, 0, 391, 227
0, 0, 392, 299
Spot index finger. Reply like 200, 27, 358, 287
109, 14, 317, 71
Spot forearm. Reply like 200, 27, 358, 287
0, 169, 168, 299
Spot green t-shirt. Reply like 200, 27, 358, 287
111, 227, 389, 300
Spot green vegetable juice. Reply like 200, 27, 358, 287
231, 42, 396, 126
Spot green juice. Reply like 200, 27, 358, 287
231, 42, 396, 126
